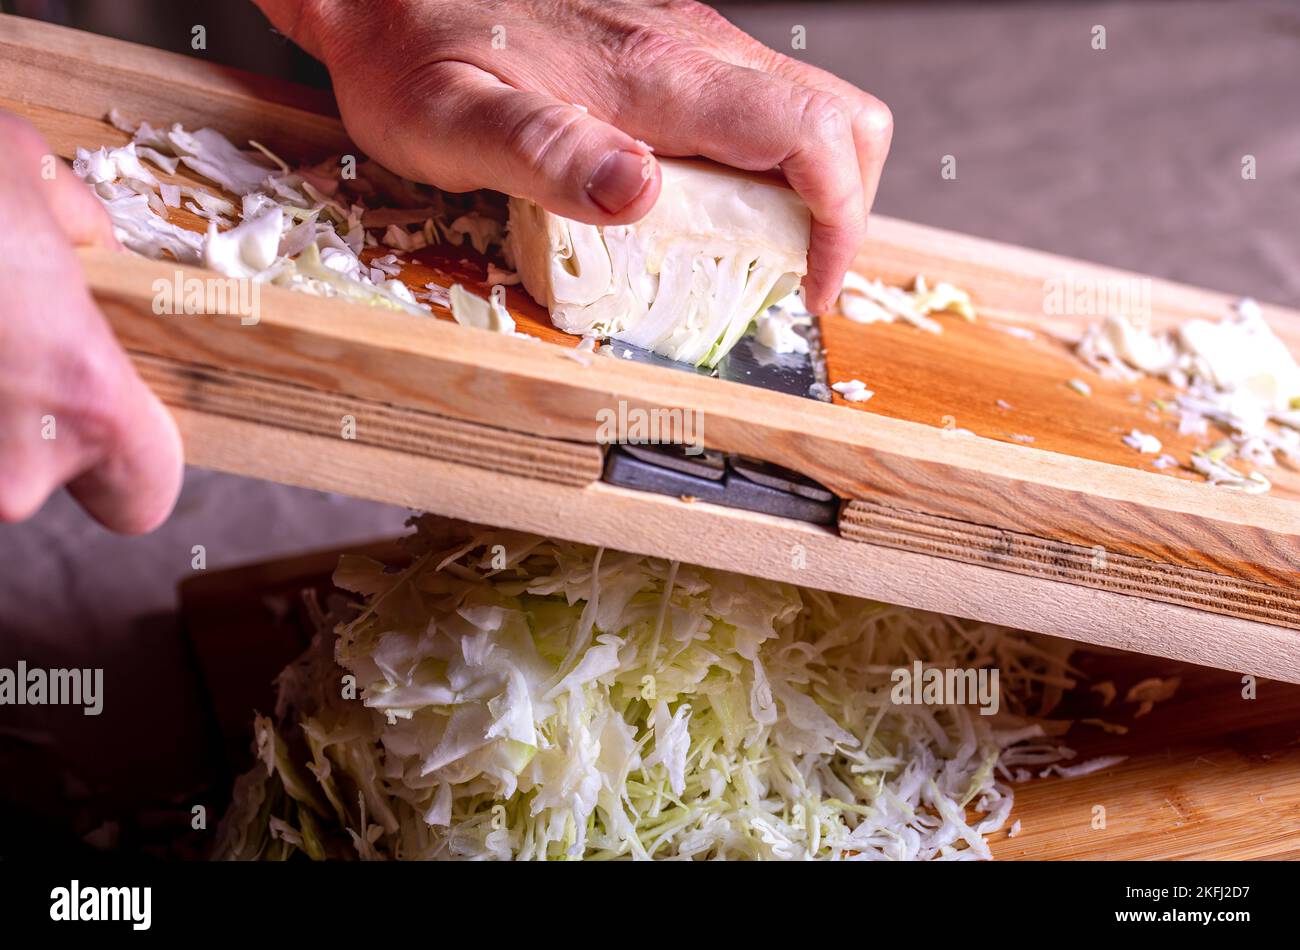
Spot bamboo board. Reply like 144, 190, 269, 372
177, 534, 1300, 861
4, 14, 1299, 681
992, 647, 1300, 860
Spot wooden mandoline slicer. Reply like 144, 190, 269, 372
3, 15, 1299, 683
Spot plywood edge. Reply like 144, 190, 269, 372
841, 499, 1300, 630
133, 352, 602, 487
170, 406, 1300, 685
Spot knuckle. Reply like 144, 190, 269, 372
606, 24, 685, 74
598, 19, 725, 117
799, 90, 853, 147
746, 44, 788, 74
820, 203, 869, 242
502, 101, 585, 183
858, 97, 894, 147
643, 51, 731, 113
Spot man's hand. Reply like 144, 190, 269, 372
0, 112, 182, 532
256, 0, 892, 313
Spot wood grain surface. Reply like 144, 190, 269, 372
821, 307, 1298, 494
7, 14, 1300, 673
990, 649, 1300, 860
177, 527, 1300, 860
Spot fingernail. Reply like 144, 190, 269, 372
587, 150, 652, 214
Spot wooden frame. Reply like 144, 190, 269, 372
4, 14, 1298, 681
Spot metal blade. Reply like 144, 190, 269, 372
603, 444, 839, 525
601, 317, 829, 402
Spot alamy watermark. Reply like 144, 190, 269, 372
50, 880, 150, 930
1043, 273, 1151, 324
890, 660, 1000, 716
152, 270, 261, 325
596, 400, 705, 455
0, 661, 103, 715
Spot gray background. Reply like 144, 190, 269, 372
0, 0, 1297, 849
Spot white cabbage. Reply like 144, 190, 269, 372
203, 207, 284, 279
76, 119, 450, 317
449, 284, 517, 334
79, 120, 815, 367
754, 294, 812, 355
1076, 298, 1300, 487
837, 271, 975, 332
506, 159, 810, 367
164, 125, 278, 195
94, 191, 204, 263
73, 142, 160, 188
448, 214, 503, 255
214, 519, 1086, 861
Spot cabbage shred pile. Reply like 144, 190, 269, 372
1076, 298, 1300, 493
74, 112, 507, 320
215, 519, 1081, 861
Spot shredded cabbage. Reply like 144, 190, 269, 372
214, 519, 1085, 861
1076, 298, 1300, 489
75, 118, 503, 319
838, 271, 975, 331
449, 284, 517, 334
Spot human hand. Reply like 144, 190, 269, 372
256, 0, 892, 313
0, 112, 182, 532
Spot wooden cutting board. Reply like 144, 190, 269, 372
4, 14, 1299, 684
176, 532, 1300, 861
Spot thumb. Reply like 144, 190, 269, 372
357, 61, 661, 224
37, 156, 120, 251
66, 347, 184, 535
67, 388, 183, 535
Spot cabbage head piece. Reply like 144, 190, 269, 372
505, 158, 810, 367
